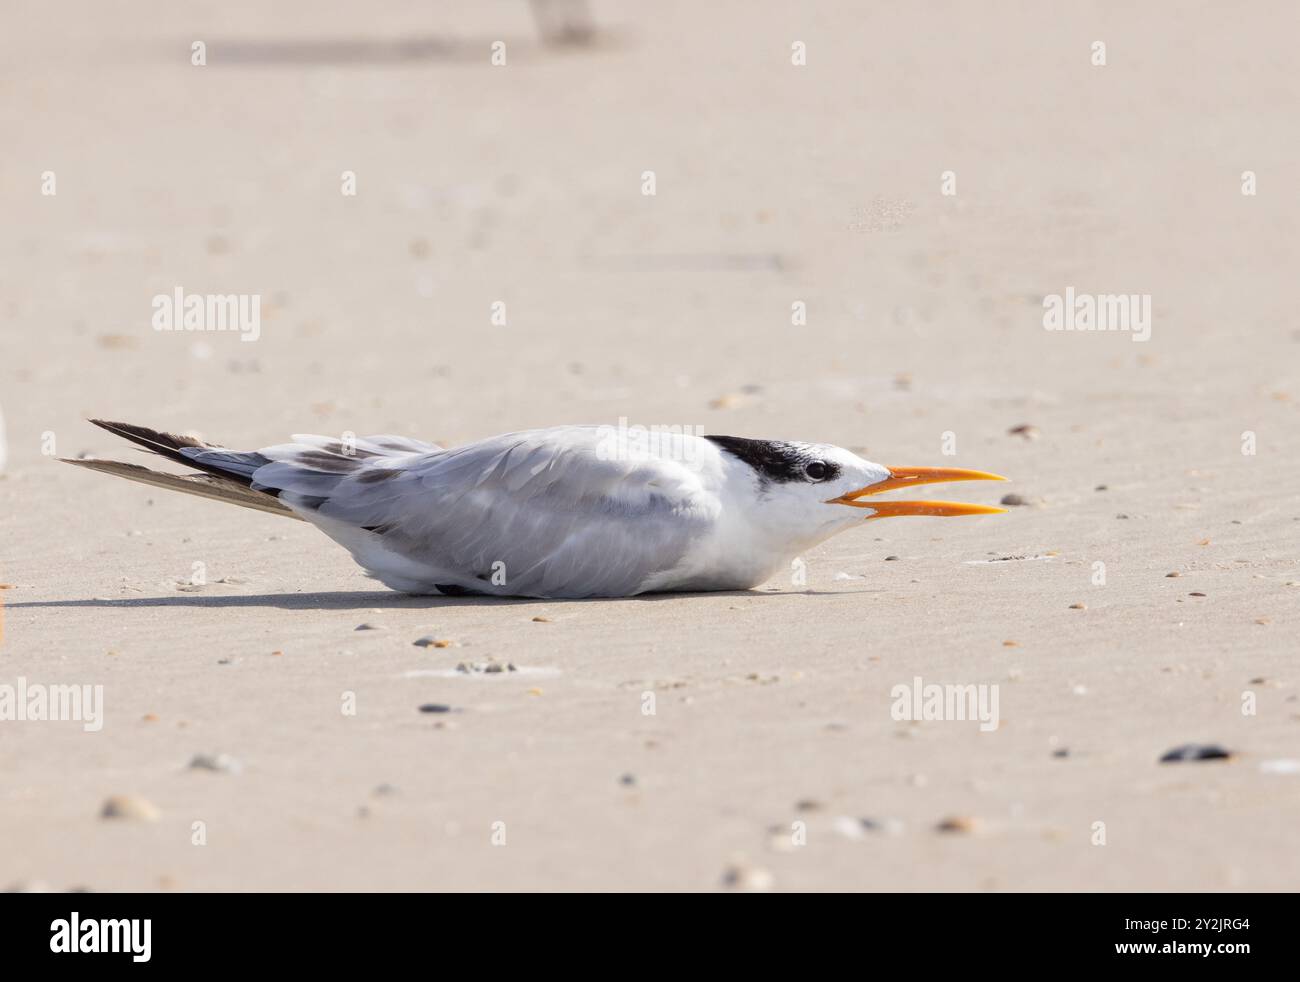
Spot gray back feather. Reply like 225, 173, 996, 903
240, 427, 713, 598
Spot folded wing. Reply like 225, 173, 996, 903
242, 426, 717, 598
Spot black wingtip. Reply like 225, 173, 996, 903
85, 418, 222, 464
89, 418, 132, 438
89, 419, 161, 445
83, 418, 270, 492
90, 418, 160, 438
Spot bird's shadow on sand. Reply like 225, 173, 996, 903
7, 589, 869, 612
157, 30, 621, 68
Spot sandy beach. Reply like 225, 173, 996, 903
2, 1, 1298, 891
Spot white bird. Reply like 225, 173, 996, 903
66, 420, 1007, 599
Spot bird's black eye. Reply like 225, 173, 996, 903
804, 461, 829, 481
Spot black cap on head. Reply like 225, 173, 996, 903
705, 435, 841, 485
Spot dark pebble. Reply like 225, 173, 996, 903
884, 555, 900, 561
418, 703, 454, 714
1159, 744, 1232, 763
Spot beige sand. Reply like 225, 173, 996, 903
2, 1, 1298, 891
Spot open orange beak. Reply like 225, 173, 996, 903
825, 466, 1008, 519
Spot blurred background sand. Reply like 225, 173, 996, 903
1, 1, 1298, 890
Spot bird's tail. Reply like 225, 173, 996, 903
62, 456, 304, 520
61, 419, 303, 521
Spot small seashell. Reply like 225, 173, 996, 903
413, 636, 453, 648
935, 815, 979, 834
3, 879, 52, 893
833, 815, 902, 839
188, 753, 242, 775
721, 863, 774, 892
1259, 759, 1300, 775
97, 333, 139, 350
708, 393, 751, 410
101, 795, 160, 821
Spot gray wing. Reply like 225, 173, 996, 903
247, 426, 719, 598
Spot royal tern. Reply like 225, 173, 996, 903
66, 420, 1007, 599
